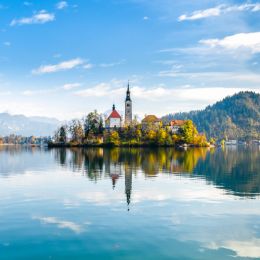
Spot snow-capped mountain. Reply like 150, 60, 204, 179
0, 113, 61, 137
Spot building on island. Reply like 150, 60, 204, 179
106, 82, 133, 129
125, 82, 132, 126
169, 120, 187, 134
105, 104, 122, 128
141, 115, 162, 130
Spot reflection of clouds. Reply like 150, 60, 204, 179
132, 178, 234, 204
75, 176, 257, 207
207, 239, 260, 258
77, 191, 123, 205
63, 199, 81, 208
33, 216, 88, 234
133, 192, 169, 203
169, 206, 260, 259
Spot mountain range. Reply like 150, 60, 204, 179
0, 113, 61, 137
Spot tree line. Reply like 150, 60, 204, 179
51, 110, 210, 147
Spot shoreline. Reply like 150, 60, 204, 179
47, 142, 213, 148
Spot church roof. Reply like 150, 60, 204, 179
108, 109, 121, 119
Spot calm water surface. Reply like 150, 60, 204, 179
0, 146, 260, 259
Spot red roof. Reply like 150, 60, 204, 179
170, 120, 186, 126
108, 109, 121, 119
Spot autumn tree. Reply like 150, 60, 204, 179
181, 120, 198, 144
69, 120, 84, 144
109, 131, 120, 146
157, 128, 167, 145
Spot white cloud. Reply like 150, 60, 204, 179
200, 32, 260, 54
22, 88, 59, 96
179, 7, 221, 21
10, 10, 55, 26
3, 41, 11, 47
158, 71, 260, 84
0, 91, 11, 96
143, 16, 149, 20
178, 3, 260, 21
63, 83, 81, 90
75, 83, 125, 97
56, 1, 68, 10
33, 216, 84, 234
21, 83, 82, 95
75, 81, 260, 105
32, 58, 84, 74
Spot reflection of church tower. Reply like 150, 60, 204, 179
125, 81, 132, 126
111, 172, 119, 189
125, 165, 133, 211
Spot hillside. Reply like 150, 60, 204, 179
162, 91, 260, 140
0, 113, 61, 137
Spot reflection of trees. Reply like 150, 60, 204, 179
54, 148, 104, 181
0, 145, 38, 155
139, 148, 208, 176
53, 146, 260, 198
54, 147, 208, 177
194, 146, 260, 197
0, 146, 51, 176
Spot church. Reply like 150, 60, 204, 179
105, 82, 132, 128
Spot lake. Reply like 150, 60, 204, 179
0, 146, 260, 259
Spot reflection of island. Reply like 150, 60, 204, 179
1, 146, 259, 199
52, 147, 260, 198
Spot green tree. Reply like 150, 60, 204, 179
84, 110, 102, 137
58, 125, 67, 143
181, 120, 198, 144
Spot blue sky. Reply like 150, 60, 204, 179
0, 0, 259, 120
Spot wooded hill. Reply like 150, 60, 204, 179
162, 91, 260, 140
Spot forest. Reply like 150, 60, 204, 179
163, 91, 260, 140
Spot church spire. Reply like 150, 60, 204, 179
125, 81, 131, 101
125, 81, 132, 126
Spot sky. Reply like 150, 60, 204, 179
0, 0, 259, 120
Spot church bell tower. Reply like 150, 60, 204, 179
125, 81, 132, 126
